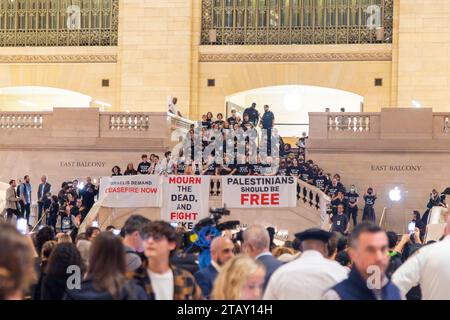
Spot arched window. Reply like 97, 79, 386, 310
0, 0, 118, 46
202, 0, 393, 44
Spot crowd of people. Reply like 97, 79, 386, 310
1, 213, 449, 300
5, 175, 99, 239
6, 103, 444, 239
6, 98, 446, 239
2, 102, 449, 301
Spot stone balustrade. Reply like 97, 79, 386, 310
310, 108, 450, 146
0, 108, 194, 151
327, 113, 373, 132
0, 112, 46, 129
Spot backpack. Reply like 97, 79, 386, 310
60, 215, 73, 232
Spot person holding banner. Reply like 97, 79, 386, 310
235, 155, 251, 176
259, 156, 278, 176
202, 155, 218, 176
137, 154, 151, 175
124, 163, 138, 176
175, 151, 187, 175
148, 155, 161, 175
159, 151, 176, 176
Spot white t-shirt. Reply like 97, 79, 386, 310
148, 269, 174, 300
168, 102, 178, 115
392, 235, 450, 300
263, 250, 349, 300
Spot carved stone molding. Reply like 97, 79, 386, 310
199, 52, 392, 63
0, 54, 118, 64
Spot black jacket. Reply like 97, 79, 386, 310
41, 275, 69, 300
64, 279, 147, 300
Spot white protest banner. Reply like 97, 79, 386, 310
162, 175, 211, 230
99, 175, 162, 208
221, 176, 297, 208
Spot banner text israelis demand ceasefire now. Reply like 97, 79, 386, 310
104, 186, 158, 194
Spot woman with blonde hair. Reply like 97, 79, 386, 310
56, 233, 72, 244
211, 255, 265, 300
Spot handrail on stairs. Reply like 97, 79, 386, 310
379, 207, 387, 230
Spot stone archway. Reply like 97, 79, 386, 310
225, 84, 364, 137
0, 86, 94, 111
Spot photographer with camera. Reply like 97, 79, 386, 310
46, 195, 60, 231
57, 182, 70, 206
81, 177, 98, 214
421, 189, 446, 225
55, 203, 79, 240
70, 198, 87, 223
71, 180, 82, 200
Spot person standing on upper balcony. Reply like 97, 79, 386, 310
227, 109, 238, 127
261, 105, 274, 130
243, 102, 259, 127
168, 97, 183, 118
137, 154, 151, 175
159, 151, 175, 176
261, 105, 275, 152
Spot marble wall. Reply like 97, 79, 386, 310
307, 108, 450, 233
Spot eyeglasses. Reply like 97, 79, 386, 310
142, 232, 165, 242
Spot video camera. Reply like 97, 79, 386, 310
193, 205, 240, 233
182, 206, 240, 254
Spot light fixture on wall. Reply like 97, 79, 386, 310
389, 186, 402, 202
411, 100, 422, 108
208, 29, 217, 43
376, 27, 385, 41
